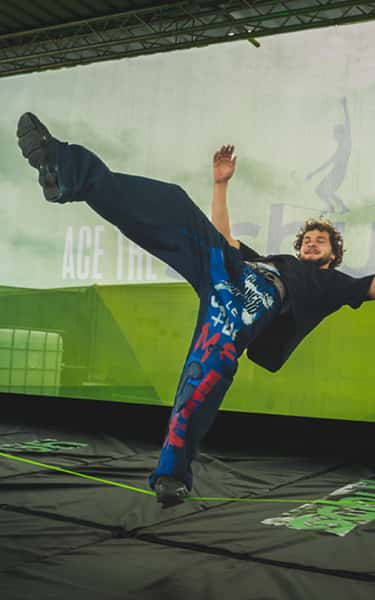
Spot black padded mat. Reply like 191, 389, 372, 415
0, 508, 111, 571
0, 421, 374, 600
2, 538, 375, 600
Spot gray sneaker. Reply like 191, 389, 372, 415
154, 475, 189, 507
17, 112, 61, 202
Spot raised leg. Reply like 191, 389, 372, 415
17, 112, 239, 294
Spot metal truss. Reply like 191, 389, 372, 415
1, 0, 375, 78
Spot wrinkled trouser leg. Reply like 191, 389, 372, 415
148, 250, 280, 490
54, 141, 280, 491
55, 141, 235, 293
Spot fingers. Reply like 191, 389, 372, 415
220, 144, 235, 156
213, 144, 236, 161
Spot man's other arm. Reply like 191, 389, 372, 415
367, 277, 375, 300
211, 145, 240, 250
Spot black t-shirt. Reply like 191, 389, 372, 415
238, 241, 373, 372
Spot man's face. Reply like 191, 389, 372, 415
299, 229, 335, 269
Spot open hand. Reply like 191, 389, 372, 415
213, 145, 236, 183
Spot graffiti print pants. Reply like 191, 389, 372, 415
54, 141, 281, 490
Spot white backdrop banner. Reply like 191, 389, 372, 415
2, 22, 375, 287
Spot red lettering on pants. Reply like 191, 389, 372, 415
163, 413, 187, 448
164, 369, 221, 448
194, 323, 220, 362
219, 342, 236, 362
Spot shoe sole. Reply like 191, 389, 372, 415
156, 491, 188, 504
17, 112, 61, 202
17, 112, 51, 168
157, 493, 187, 508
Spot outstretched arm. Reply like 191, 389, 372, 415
211, 145, 240, 249
341, 96, 350, 133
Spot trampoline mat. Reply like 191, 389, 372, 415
0, 421, 374, 600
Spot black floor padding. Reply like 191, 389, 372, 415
0, 414, 374, 600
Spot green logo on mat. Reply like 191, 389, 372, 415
262, 479, 375, 536
0, 438, 88, 453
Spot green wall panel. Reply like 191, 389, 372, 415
0, 283, 373, 422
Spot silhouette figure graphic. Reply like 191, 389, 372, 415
306, 97, 351, 214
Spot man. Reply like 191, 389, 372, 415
16, 114, 375, 507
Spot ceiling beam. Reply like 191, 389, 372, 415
1, 0, 375, 78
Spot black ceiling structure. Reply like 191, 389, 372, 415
0, 0, 375, 78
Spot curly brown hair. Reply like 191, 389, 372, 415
293, 218, 344, 269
